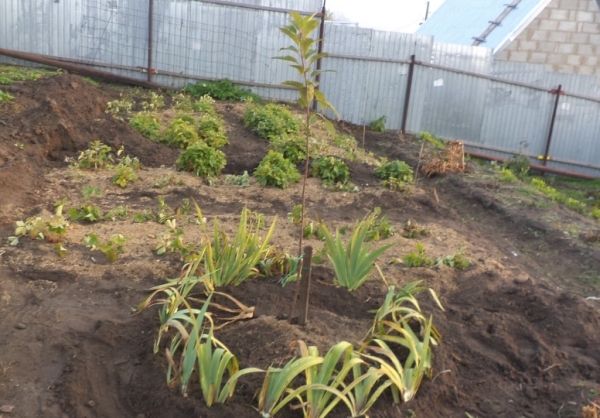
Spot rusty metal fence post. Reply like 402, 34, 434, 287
147, 0, 154, 82
543, 84, 562, 166
401, 54, 416, 135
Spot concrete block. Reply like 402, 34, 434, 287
508, 51, 529, 62
539, 20, 560, 31
557, 43, 576, 53
529, 52, 548, 63
540, 42, 558, 52
577, 65, 595, 75
560, 0, 582, 9
585, 55, 599, 65
581, 22, 600, 33
576, 11, 595, 22
557, 64, 575, 73
567, 54, 583, 65
531, 30, 549, 41
577, 43, 595, 54
547, 0, 560, 7
548, 31, 569, 42
520, 28, 535, 41
595, 12, 600, 23
519, 40, 538, 51
590, 33, 600, 44
569, 32, 590, 43
558, 20, 578, 31
548, 54, 567, 64
550, 9, 569, 20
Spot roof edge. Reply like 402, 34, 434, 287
493, 0, 552, 54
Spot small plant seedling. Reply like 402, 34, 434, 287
104, 206, 129, 221
68, 204, 103, 223
140, 92, 165, 112
400, 242, 433, 268
82, 186, 103, 200
73, 140, 114, 170
364, 207, 395, 242
224, 171, 250, 187
155, 220, 194, 259
370, 115, 387, 132
402, 219, 430, 239
0, 90, 14, 103
197, 114, 229, 148
83, 233, 128, 262
105, 96, 134, 118
436, 247, 470, 269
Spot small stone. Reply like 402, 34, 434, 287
0, 404, 15, 413
86, 400, 96, 408
15, 323, 26, 330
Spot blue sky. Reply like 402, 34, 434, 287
326, 0, 446, 33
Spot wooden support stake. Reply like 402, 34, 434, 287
297, 246, 313, 326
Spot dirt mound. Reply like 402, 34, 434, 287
0, 72, 179, 222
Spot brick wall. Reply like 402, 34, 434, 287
495, 0, 600, 77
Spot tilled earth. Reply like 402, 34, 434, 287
0, 71, 599, 418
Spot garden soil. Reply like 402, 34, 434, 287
0, 72, 599, 418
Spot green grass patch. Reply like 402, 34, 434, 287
0, 65, 60, 85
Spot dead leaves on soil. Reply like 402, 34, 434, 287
421, 140, 466, 177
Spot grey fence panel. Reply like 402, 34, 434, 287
418, 69, 487, 142
320, 23, 433, 128
548, 95, 600, 176
479, 81, 555, 158
415, 43, 492, 141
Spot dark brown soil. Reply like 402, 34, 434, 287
1, 71, 599, 418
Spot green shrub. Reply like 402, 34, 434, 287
197, 114, 229, 148
194, 94, 220, 116
183, 79, 260, 102
271, 134, 311, 164
502, 154, 530, 179
72, 141, 114, 169
161, 118, 200, 148
417, 131, 445, 149
177, 143, 226, 178
375, 159, 413, 189
254, 150, 301, 189
311, 156, 350, 185
244, 103, 300, 140
129, 112, 161, 140
370, 115, 386, 132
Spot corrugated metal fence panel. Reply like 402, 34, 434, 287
493, 61, 600, 97
416, 43, 492, 142
547, 94, 600, 177
478, 81, 554, 157
320, 22, 433, 128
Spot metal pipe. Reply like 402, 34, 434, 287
543, 85, 562, 166
467, 150, 596, 180
0, 47, 164, 89
312, 1, 326, 111
401, 54, 416, 134
147, 0, 154, 83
